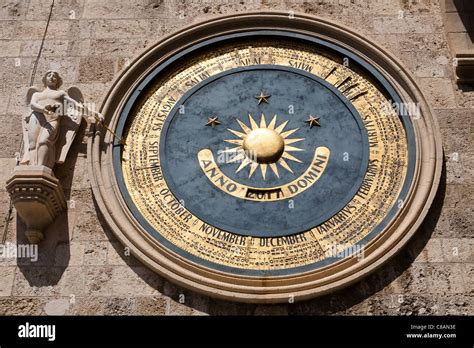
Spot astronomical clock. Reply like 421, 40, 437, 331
89, 12, 442, 302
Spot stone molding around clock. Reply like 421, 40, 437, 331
87, 12, 443, 303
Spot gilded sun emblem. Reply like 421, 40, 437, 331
224, 113, 304, 179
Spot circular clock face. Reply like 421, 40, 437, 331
118, 32, 413, 276
93, 13, 441, 302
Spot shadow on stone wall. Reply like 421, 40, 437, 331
15, 121, 88, 288
454, 0, 474, 42
94, 159, 447, 315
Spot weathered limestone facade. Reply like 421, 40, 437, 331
0, 0, 472, 315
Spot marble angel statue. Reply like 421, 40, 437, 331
21, 70, 104, 169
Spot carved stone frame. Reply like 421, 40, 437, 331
88, 12, 442, 303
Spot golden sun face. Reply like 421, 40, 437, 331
224, 113, 304, 179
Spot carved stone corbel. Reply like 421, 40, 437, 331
6, 166, 67, 244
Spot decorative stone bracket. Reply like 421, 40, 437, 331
6, 166, 67, 244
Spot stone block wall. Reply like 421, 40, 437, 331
0, 0, 472, 315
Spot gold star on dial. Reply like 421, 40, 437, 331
255, 91, 271, 105
305, 115, 321, 128
205, 116, 221, 128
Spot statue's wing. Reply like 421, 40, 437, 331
25, 87, 40, 105
21, 87, 40, 164
66, 86, 84, 103
56, 114, 82, 164
56, 87, 84, 164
